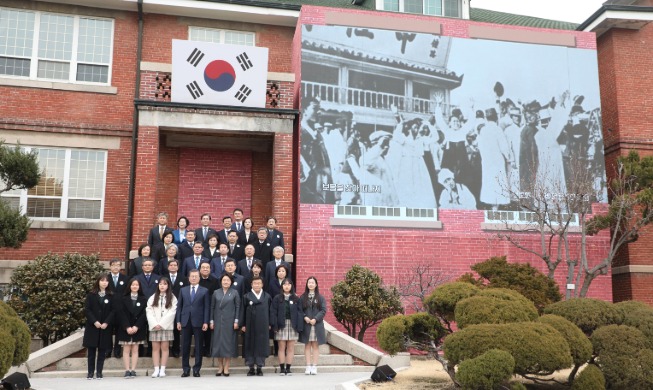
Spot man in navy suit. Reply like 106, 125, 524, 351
136, 258, 160, 298
224, 259, 245, 297
182, 241, 209, 277
176, 269, 210, 377
147, 212, 173, 248
107, 259, 128, 358
179, 230, 196, 261
210, 242, 232, 278
266, 217, 285, 249
195, 213, 217, 248
216, 216, 233, 244
265, 246, 292, 288
167, 259, 186, 358
230, 208, 245, 232
226, 231, 245, 260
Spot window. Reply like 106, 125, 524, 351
1, 147, 107, 221
189, 27, 255, 46
0, 7, 113, 84
381, 0, 461, 17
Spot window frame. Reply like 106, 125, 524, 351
0, 7, 114, 85
1, 146, 108, 223
188, 26, 256, 46
377, 0, 461, 17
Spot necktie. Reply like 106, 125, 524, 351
159, 226, 164, 238
247, 259, 252, 269
171, 275, 176, 285
113, 275, 118, 285
203, 227, 208, 239
195, 256, 199, 269
230, 245, 234, 252
191, 286, 196, 302
146, 274, 151, 282
237, 223, 241, 231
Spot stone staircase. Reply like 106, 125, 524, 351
18, 322, 409, 379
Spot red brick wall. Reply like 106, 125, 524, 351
154, 143, 181, 227
251, 151, 274, 228
597, 23, 653, 301
176, 148, 253, 230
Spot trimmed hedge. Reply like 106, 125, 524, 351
424, 282, 480, 320
444, 322, 573, 376
571, 364, 605, 390
618, 304, 653, 349
543, 298, 623, 335
0, 330, 16, 379
376, 315, 407, 355
591, 325, 653, 389
455, 295, 538, 329
0, 316, 31, 365
457, 349, 515, 390
538, 314, 592, 366
614, 300, 653, 316
405, 312, 446, 345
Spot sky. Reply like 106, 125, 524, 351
470, 0, 608, 23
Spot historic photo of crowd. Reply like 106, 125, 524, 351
299, 25, 607, 211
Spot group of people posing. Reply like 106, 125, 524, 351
82, 210, 327, 380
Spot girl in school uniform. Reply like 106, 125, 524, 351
270, 278, 303, 375
117, 278, 148, 378
146, 277, 178, 378
83, 274, 115, 380
298, 276, 327, 375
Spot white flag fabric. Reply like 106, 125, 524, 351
172, 39, 269, 108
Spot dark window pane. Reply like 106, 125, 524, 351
27, 198, 61, 218
0, 57, 30, 76
76, 63, 108, 83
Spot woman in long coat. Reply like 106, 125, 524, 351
298, 276, 327, 375
210, 273, 241, 376
83, 274, 115, 379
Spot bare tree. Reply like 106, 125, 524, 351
397, 263, 452, 312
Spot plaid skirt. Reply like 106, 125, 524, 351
119, 340, 146, 345
149, 329, 174, 342
274, 319, 299, 341
307, 326, 317, 342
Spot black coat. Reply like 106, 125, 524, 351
270, 293, 303, 334
241, 291, 271, 359
83, 292, 115, 349
298, 294, 327, 345
116, 295, 148, 342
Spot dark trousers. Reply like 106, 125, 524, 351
87, 347, 107, 375
181, 325, 204, 373
171, 327, 180, 355
108, 323, 120, 356
202, 328, 212, 356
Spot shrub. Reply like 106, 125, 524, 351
331, 265, 403, 342
510, 383, 527, 390
0, 300, 18, 317
617, 303, 653, 349
538, 314, 592, 366
591, 325, 653, 389
0, 315, 31, 366
455, 295, 538, 329
465, 256, 562, 312
424, 282, 480, 320
444, 322, 573, 376
9, 252, 105, 346
457, 349, 515, 390
405, 312, 446, 345
0, 330, 16, 378
376, 315, 407, 355
571, 364, 605, 390
543, 298, 623, 335
614, 300, 653, 316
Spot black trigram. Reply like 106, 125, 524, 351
234, 84, 252, 103
186, 81, 204, 100
186, 48, 205, 67
236, 52, 253, 71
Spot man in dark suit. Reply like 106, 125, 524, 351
224, 259, 244, 297
194, 213, 217, 248
167, 259, 186, 358
147, 212, 174, 248
107, 259, 128, 358
266, 217, 285, 249
230, 208, 244, 232
198, 262, 219, 357
265, 246, 292, 289
238, 244, 260, 277
135, 258, 160, 298
179, 230, 196, 261
226, 231, 245, 260
182, 241, 209, 277
216, 216, 233, 244
210, 242, 232, 278
253, 228, 273, 266
176, 269, 210, 377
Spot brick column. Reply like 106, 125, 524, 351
272, 132, 294, 254
131, 125, 160, 249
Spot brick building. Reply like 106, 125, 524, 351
0, 0, 616, 346
579, 0, 653, 304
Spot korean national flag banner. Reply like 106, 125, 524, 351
172, 39, 269, 108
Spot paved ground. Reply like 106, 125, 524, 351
27, 371, 369, 390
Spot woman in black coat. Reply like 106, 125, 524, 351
270, 278, 303, 375
116, 278, 148, 378
237, 218, 256, 246
83, 274, 115, 379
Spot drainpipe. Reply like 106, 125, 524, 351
125, 0, 144, 264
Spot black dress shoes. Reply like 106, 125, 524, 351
181, 371, 190, 377
247, 367, 255, 376
256, 367, 263, 376
193, 371, 201, 377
